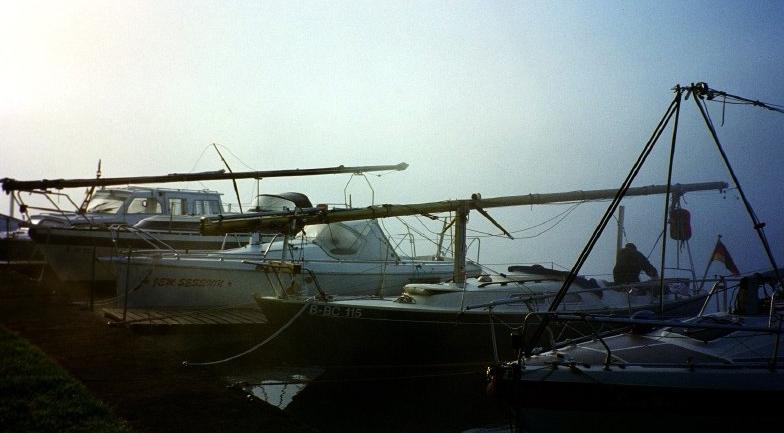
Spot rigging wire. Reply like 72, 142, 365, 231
509, 202, 583, 234
184, 144, 214, 191
379, 216, 455, 258
380, 200, 581, 259
698, 83, 784, 114
213, 143, 257, 171
413, 214, 447, 237
186, 144, 213, 174
464, 202, 581, 240
691, 84, 784, 317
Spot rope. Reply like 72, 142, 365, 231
183, 302, 310, 366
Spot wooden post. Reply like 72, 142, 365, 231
452, 203, 469, 284
89, 245, 96, 311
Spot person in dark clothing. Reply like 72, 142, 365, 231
613, 243, 658, 284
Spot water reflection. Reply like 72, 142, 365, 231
223, 367, 323, 410
218, 362, 511, 433
174, 320, 512, 432
247, 375, 308, 409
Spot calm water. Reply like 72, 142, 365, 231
170, 287, 742, 433
216, 362, 512, 433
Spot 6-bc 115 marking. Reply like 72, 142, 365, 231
309, 304, 363, 319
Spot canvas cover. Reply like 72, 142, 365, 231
304, 220, 399, 261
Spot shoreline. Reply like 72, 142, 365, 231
0, 269, 317, 433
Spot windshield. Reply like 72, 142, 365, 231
307, 223, 364, 256
253, 195, 298, 212
86, 197, 125, 214
250, 193, 311, 212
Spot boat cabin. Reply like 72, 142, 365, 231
34, 186, 225, 227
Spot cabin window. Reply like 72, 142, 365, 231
168, 199, 186, 215
127, 198, 162, 214
86, 197, 125, 214
193, 200, 221, 215
309, 223, 363, 256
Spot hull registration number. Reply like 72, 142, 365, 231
308, 304, 363, 319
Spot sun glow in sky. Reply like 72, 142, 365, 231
2, 0, 783, 277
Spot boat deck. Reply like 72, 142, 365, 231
103, 306, 268, 328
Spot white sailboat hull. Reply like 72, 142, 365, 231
113, 255, 472, 308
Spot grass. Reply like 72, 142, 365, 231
0, 325, 135, 433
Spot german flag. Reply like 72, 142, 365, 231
710, 239, 740, 276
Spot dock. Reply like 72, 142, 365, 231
103, 306, 268, 329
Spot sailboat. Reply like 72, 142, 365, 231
487, 275, 783, 411
190, 180, 726, 366
486, 83, 784, 431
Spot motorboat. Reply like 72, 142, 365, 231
0, 213, 42, 267
27, 186, 243, 283
113, 218, 481, 308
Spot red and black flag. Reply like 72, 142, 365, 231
710, 239, 740, 276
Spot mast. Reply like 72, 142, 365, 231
212, 143, 243, 214
0, 162, 409, 193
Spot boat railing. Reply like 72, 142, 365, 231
13, 189, 92, 226
466, 237, 481, 264
110, 224, 254, 257
512, 310, 783, 368
698, 277, 735, 317
219, 232, 251, 250
386, 228, 483, 265
466, 287, 602, 311
112, 225, 178, 254
467, 277, 695, 312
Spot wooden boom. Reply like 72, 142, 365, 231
1, 162, 409, 192
200, 181, 728, 236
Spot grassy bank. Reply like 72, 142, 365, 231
0, 325, 134, 433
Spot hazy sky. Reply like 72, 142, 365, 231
2, 0, 783, 278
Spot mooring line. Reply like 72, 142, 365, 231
183, 302, 310, 366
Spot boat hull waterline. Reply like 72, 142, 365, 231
252, 293, 708, 366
